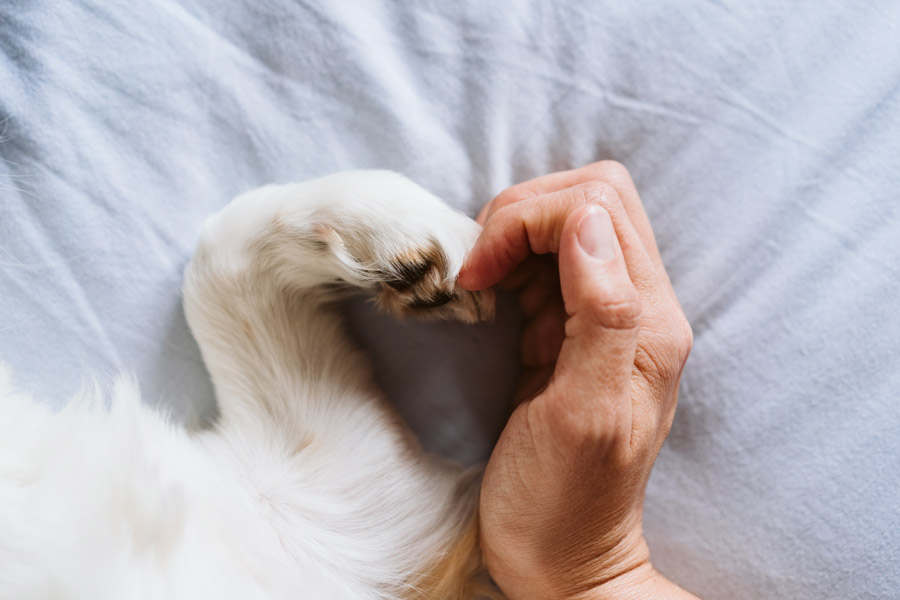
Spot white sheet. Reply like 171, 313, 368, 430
1, 1, 898, 597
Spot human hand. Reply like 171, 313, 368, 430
459, 162, 696, 599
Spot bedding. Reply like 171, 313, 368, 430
1, 1, 898, 597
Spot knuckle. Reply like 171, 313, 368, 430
582, 290, 643, 331
493, 183, 534, 208
573, 181, 621, 210
672, 317, 694, 363
580, 160, 635, 190
593, 159, 632, 182
658, 307, 693, 362
639, 316, 693, 383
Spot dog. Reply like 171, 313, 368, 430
0, 171, 500, 599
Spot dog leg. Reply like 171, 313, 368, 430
182, 171, 498, 598
183, 170, 492, 431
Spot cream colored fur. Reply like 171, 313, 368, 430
0, 171, 499, 599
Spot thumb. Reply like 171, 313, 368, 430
554, 206, 642, 407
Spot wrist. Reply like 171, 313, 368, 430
487, 533, 655, 600
572, 563, 700, 600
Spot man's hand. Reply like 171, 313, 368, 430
459, 162, 696, 599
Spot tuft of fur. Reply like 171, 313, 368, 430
0, 171, 502, 599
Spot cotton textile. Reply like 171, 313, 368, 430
1, 2, 898, 597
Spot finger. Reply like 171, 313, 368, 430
549, 205, 642, 439
475, 197, 495, 226
479, 161, 665, 275
516, 258, 559, 318
520, 291, 565, 368
460, 182, 660, 299
496, 254, 552, 293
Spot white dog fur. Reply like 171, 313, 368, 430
0, 171, 500, 599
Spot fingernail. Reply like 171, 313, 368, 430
577, 208, 617, 262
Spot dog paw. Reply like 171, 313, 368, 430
201, 170, 495, 324
375, 242, 494, 324
304, 171, 495, 324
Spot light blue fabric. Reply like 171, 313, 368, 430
1, 1, 898, 598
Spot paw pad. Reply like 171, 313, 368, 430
385, 259, 432, 292
376, 244, 492, 323
409, 290, 456, 309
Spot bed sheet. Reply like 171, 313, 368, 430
1, 1, 898, 598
